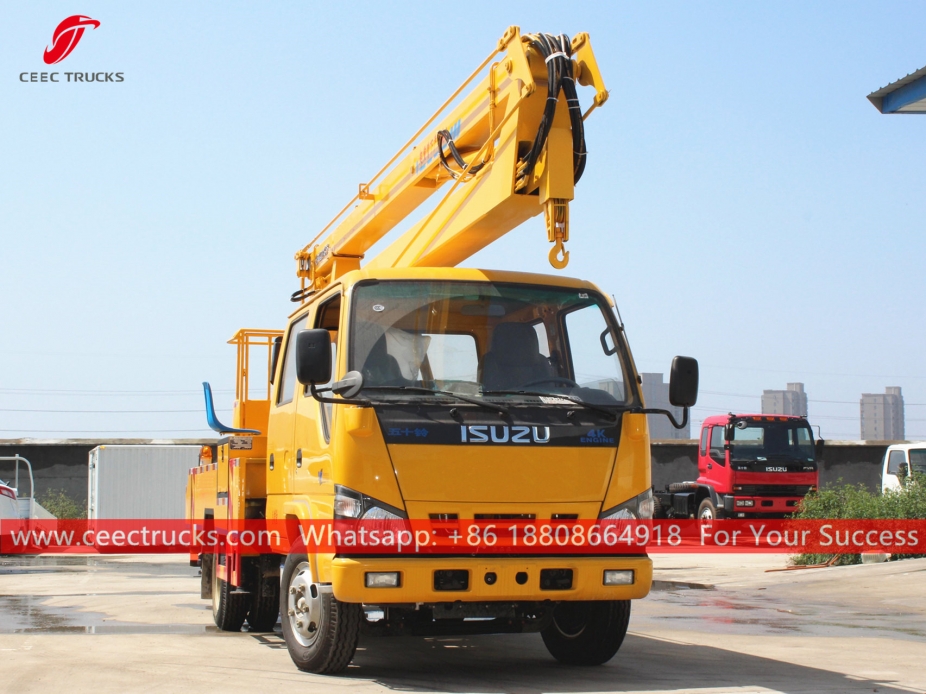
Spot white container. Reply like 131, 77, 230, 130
88, 445, 202, 519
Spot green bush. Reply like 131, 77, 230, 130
38, 488, 87, 520
791, 474, 926, 566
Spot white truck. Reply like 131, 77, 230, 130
881, 443, 926, 492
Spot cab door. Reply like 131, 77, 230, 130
293, 291, 341, 502
266, 313, 308, 496
704, 425, 728, 489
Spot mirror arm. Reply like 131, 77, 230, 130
636, 406, 689, 431
308, 382, 372, 407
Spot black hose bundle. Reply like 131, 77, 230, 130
518, 33, 587, 188
436, 33, 588, 187
437, 129, 487, 180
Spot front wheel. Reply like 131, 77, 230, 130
541, 600, 631, 665
698, 498, 722, 521
279, 552, 361, 674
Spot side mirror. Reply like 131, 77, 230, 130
724, 423, 735, 442
669, 356, 699, 407
331, 370, 364, 398
897, 462, 909, 478
815, 438, 825, 460
295, 329, 332, 385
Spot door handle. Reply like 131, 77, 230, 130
296, 449, 302, 468
707, 463, 712, 470
269, 454, 274, 471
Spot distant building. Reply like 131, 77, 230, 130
860, 387, 905, 441
640, 373, 690, 440
762, 383, 808, 416
585, 374, 689, 440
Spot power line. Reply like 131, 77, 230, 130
0, 408, 203, 414
0, 388, 233, 397
0, 429, 213, 434
698, 389, 926, 406
693, 363, 926, 380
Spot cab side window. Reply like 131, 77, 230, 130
312, 294, 341, 441
276, 315, 308, 406
887, 450, 907, 475
709, 426, 725, 464
699, 427, 709, 457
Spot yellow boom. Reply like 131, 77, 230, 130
294, 27, 608, 296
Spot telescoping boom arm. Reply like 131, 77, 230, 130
293, 26, 608, 298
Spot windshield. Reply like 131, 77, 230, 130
730, 419, 815, 462
348, 280, 633, 407
910, 449, 926, 474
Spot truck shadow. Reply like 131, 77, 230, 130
340, 631, 915, 694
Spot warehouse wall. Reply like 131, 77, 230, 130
0, 438, 896, 510
651, 440, 891, 492
0, 439, 212, 506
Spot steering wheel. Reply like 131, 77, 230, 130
520, 377, 580, 389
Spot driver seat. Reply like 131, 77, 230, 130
481, 323, 555, 392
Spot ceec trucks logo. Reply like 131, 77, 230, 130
20, 15, 123, 84
43, 15, 100, 64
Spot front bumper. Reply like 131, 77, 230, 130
723, 495, 802, 517
331, 555, 652, 603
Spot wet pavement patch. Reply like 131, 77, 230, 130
0, 593, 220, 634
651, 579, 714, 591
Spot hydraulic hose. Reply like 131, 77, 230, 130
517, 33, 588, 188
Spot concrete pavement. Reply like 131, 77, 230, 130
1, 553, 924, 693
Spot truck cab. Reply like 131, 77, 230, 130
881, 443, 926, 493
190, 266, 700, 672
655, 414, 820, 520
698, 414, 819, 518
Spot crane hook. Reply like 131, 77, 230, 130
548, 238, 569, 269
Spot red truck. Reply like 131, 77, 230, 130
654, 414, 822, 520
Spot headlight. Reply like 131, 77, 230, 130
334, 485, 407, 520
599, 489, 654, 521
361, 505, 404, 521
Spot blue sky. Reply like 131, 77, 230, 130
1, 2, 924, 440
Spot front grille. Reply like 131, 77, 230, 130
474, 513, 535, 520
736, 485, 813, 497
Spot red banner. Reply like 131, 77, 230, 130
1, 519, 923, 556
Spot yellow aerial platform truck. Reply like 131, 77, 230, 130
187, 27, 698, 673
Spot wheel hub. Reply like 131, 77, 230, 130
288, 562, 321, 647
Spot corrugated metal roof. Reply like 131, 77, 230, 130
868, 64, 926, 111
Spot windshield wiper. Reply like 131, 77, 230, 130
362, 386, 509, 414
483, 390, 618, 420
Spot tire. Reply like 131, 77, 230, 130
247, 568, 281, 632
541, 600, 631, 666
200, 553, 213, 600
668, 482, 698, 493
697, 498, 722, 521
652, 495, 668, 519
280, 551, 361, 674
212, 554, 248, 631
